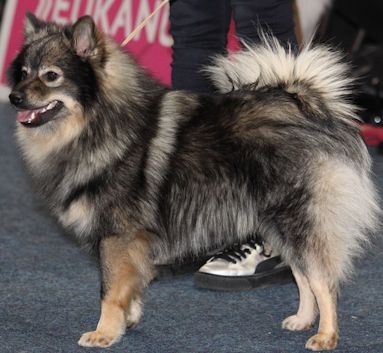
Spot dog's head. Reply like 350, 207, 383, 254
8, 13, 105, 129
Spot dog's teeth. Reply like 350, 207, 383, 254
27, 112, 36, 123
47, 101, 57, 110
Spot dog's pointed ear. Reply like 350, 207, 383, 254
24, 12, 46, 39
72, 16, 98, 58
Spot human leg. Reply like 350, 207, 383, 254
231, 0, 297, 47
169, 0, 231, 93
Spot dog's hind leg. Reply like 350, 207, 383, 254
282, 269, 317, 331
78, 231, 154, 348
302, 160, 380, 350
304, 273, 338, 351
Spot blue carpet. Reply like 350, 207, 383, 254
1, 102, 382, 353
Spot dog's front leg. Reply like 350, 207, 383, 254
78, 231, 154, 348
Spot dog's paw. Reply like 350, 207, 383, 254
305, 332, 338, 351
282, 314, 313, 331
126, 318, 139, 330
126, 298, 142, 329
78, 330, 120, 348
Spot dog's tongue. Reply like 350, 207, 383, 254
16, 110, 36, 123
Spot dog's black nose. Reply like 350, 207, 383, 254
9, 92, 25, 107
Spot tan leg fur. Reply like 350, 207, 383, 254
305, 276, 338, 351
78, 231, 154, 348
282, 269, 318, 331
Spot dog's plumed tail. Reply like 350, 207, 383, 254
207, 35, 358, 122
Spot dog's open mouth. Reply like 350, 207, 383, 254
17, 100, 64, 127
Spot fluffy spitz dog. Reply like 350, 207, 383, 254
8, 13, 380, 351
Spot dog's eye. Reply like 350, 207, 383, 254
45, 71, 59, 82
20, 69, 28, 81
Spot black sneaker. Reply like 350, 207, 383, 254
194, 239, 293, 291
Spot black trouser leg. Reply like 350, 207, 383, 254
169, 0, 231, 93
231, 0, 297, 48
169, 0, 297, 93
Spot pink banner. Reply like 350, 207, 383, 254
0, 0, 173, 87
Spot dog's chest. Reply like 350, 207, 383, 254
58, 197, 95, 237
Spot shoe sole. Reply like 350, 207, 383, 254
194, 266, 294, 291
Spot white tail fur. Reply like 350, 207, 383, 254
206, 35, 358, 122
